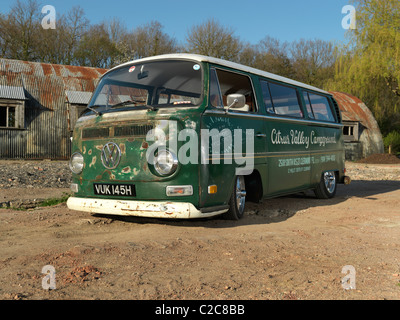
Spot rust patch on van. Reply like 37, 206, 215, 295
89, 156, 97, 168
122, 166, 131, 173
142, 161, 148, 172
141, 141, 149, 149
119, 143, 126, 154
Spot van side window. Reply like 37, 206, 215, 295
214, 68, 256, 112
209, 68, 223, 108
266, 81, 303, 118
306, 92, 336, 122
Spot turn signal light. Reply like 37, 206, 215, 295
166, 185, 193, 196
208, 185, 217, 194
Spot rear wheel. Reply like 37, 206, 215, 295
314, 171, 337, 199
223, 175, 246, 220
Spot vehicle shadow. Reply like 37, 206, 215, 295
93, 179, 400, 228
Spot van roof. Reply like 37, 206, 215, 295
105, 53, 330, 95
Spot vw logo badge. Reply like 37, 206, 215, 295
101, 142, 121, 169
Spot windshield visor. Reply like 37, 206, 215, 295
86, 60, 203, 115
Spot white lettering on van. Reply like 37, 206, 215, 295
271, 128, 336, 149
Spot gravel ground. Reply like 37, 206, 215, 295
0, 160, 71, 189
345, 162, 400, 181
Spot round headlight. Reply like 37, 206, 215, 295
69, 152, 84, 174
154, 149, 178, 176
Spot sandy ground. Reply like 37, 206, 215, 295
0, 162, 399, 300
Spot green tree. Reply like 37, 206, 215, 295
74, 23, 120, 68
383, 131, 400, 154
328, 0, 400, 133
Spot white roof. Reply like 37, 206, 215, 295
65, 90, 93, 104
0, 85, 26, 100
105, 53, 329, 95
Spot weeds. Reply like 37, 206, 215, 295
38, 193, 70, 207
0, 193, 71, 210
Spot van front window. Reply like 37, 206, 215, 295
85, 60, 203, 115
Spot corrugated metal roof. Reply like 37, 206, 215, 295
0, 58, 108, 110
0, 85, 26, 100
66, 90, 93, 105
330, 91, 384, 159
330, 91, 380, 130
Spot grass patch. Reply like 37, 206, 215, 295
38, 193, 71, 207
0, 193, 71, 210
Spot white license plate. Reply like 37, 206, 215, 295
93, 183, 136, 196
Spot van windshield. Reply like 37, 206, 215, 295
85, 60, 203, 115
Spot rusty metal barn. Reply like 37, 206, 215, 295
331, 91, 384, 161
0, 58, 107, 159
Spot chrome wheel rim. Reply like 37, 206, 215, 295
235, 176, 246, 213
324, 171, 336, 194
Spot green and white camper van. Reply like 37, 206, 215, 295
67, 54, 350, 220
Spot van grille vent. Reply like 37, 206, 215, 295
82, 127, 109, 139
82, 124, 154, 139
114, 124, 153, 137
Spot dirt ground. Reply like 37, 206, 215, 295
0, 161, 399, 300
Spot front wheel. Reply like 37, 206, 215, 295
314, 171, 337, 199
223, 175, 246, 220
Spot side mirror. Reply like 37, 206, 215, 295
226, 94, 246, 111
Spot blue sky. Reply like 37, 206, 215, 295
1, 0, 353, 45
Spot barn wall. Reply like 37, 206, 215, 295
0, 59, 106, 159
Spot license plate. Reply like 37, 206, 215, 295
93, 183, 136, 197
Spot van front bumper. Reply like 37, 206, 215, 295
67, 197, 228, 219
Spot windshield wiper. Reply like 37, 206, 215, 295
111, 99, 158, 111
81, 105, 102, 116
111, 99, 145, 108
